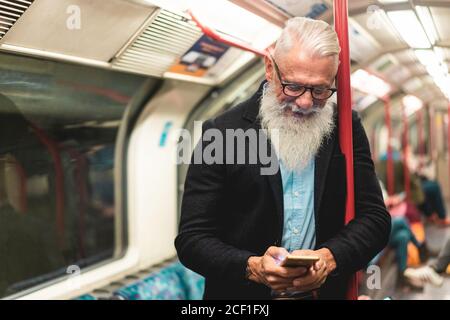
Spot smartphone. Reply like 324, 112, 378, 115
280, 255, 320, 268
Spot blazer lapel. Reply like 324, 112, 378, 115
314, 129, 337, 223
264, 143, 284, 242
245, 117, 284, 240
242, 80, 296, 242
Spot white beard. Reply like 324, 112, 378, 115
259, 82, 335, 172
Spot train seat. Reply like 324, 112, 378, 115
73, 261, 204, 300
75, 294, 97, 300
112, 262, 204, 300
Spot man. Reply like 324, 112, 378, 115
175, 17, 391, 299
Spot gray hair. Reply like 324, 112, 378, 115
274, 17, 340, 61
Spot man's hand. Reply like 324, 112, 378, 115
283, 248, 336, 293
246, 246, 307, 291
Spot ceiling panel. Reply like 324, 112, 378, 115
352, 12, 404, 49
439, 47, 450, 60
394, 50, 418, 65
1, 0, 156, 62
407, 63, 427, 75
430, 7, 450, 45
403, 77, 423, 92
385, 64, 411, 84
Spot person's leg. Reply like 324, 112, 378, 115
390, 229, 410, 273
429, 235, 450, 273
422, 180, 447, 220
418, 202, 432, 218
392, 217, 422, 248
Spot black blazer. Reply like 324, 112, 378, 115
175, 81, 391, 299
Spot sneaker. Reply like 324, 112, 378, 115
403, 269, 424, 288
404, 266, 444, 287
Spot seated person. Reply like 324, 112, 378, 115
376, 151, 425, 210
377, 147, 449, 227
417, 170, 450, 227
404, 147, 449, 227
379, 180, 429, 287
404, 234, 449, 287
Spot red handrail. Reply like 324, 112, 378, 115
448, 102, 450, 187
382, 96, 395, 196
15, 159, 28, 214
64, 148, 87, 259
29, 123, 65, 249
187, 9, 267, 57
401, 103, 411, 201
429, 105, 436, 162
334, 0, 358, 300
417, 108, 424, 172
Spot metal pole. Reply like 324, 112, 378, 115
402, 103, 411, 201
333, 0, 357, 300
417, 108, 424, 173
384, 97, 395, 196
429, 105, 436, 163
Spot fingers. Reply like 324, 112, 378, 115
287, 276, 325, 293
262, 262, 307, 286
313, 257, 326, 271
264, 246, 307, 278
262, 247, 328, 292
266, 276, 295, 291
262, 246, 311, 291
290, 263, 328, 292
292, 269, 323, 288
278, 266, 308, 278
266, 246, 289, 261
290, 249, 316, 256
265, 264, 308, 279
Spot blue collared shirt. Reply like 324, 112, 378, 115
280, 158, 316, 252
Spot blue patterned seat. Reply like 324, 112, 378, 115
175, 264, 205, 300
74, 294, 97, 300
113, 262, 205, 300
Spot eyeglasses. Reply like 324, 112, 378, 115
270, 55, 337, 100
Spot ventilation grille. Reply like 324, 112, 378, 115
112, 9, 202, 77
0, 0, 34, 40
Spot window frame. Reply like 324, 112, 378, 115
1, 52, 162, 299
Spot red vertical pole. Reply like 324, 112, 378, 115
429, 106, 436, 162
384, 97, 395, 196
448, 102, 450, 187
402, 103, 411, 201
333, 0, 357, 300
29, 123, 65, 249
417, 109, 424, 172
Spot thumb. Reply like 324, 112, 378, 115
267, 246, 289, 261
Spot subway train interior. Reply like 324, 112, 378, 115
0, 0, 449, 301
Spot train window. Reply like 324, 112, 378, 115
0, 52, 150, 298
